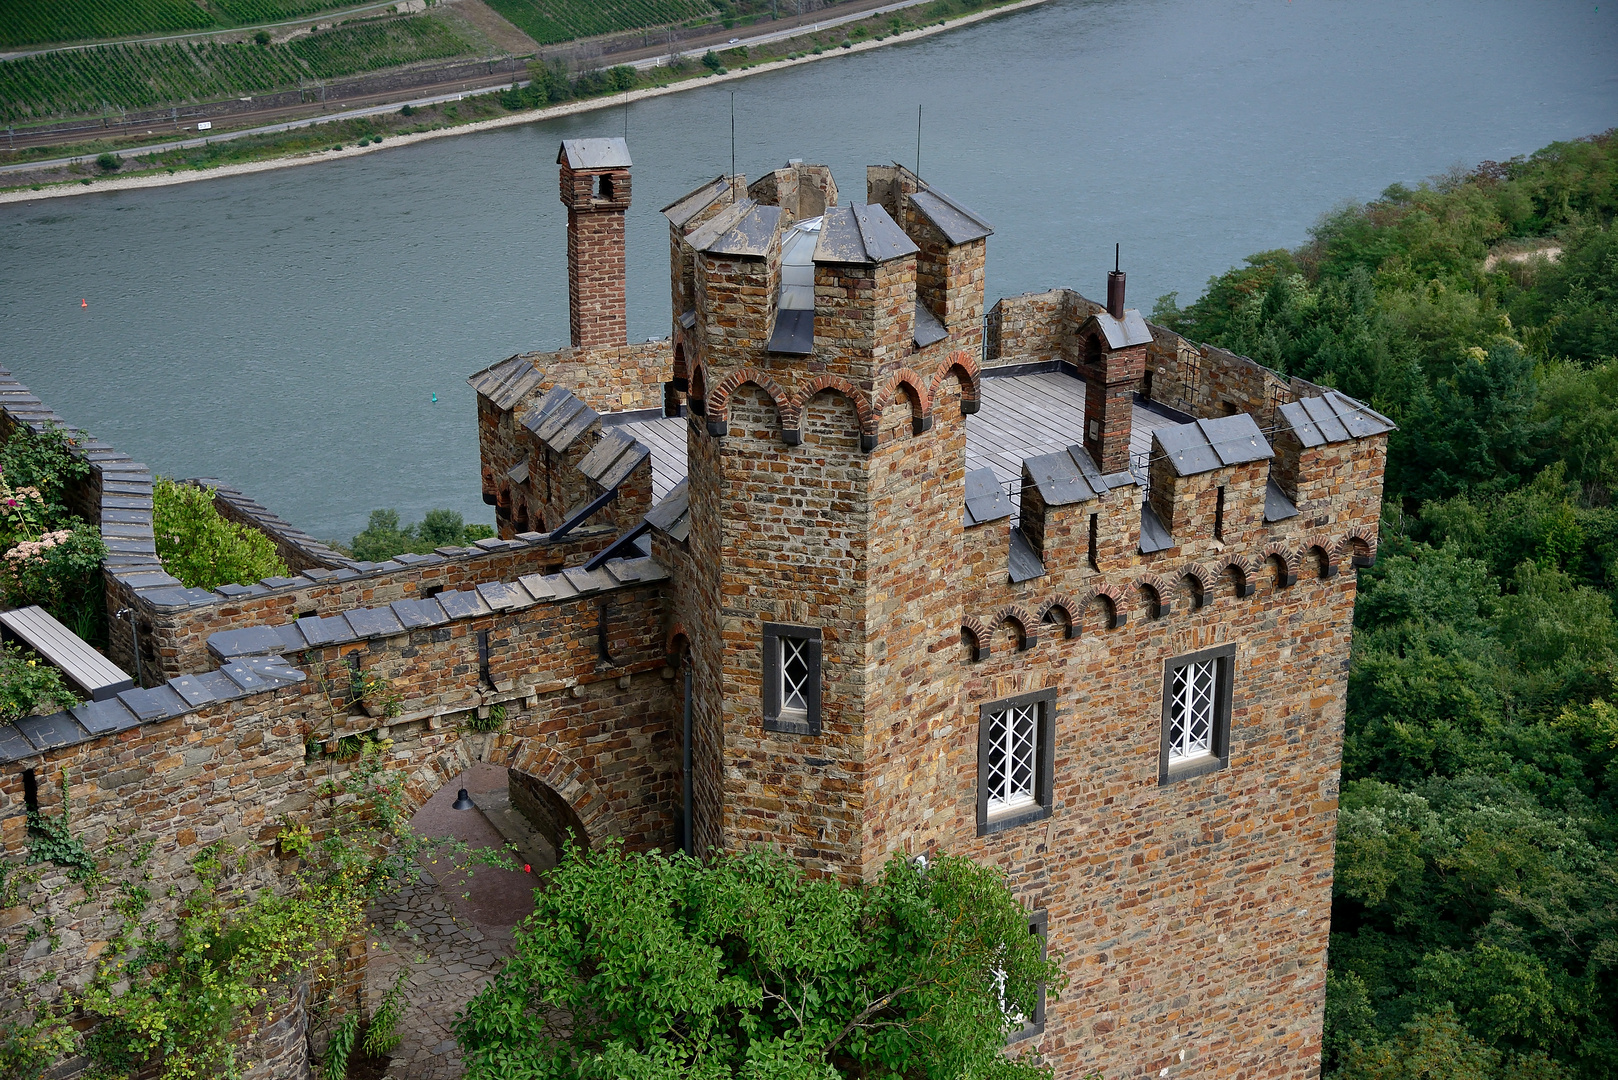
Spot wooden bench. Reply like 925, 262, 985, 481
0, 605, 135, 702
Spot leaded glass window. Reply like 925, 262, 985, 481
1167, 659, 1217, 764
985, 703, 1039, 816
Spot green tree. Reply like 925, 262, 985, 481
347, 508, 493, 561
152, 478, 288, 590
455, 844, 1067, 1080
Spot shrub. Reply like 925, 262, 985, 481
347, 508, 493, 562
0, 642, 78, 722
0, 524, 107, 639
95, 152, 120, 172
152, 478, 289, 590
399, 103, 414, 116
253, 29, 271, 45
701, 49, 723, 72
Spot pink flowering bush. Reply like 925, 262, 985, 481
0, 424, 105, 641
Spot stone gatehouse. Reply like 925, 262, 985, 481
0, 137, 1389, 1079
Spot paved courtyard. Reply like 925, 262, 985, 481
364, 762, 557, 1079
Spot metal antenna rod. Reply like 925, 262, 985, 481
1115, 242, 1120, 273
916, 104, 922, 176
730, 91, 736, 182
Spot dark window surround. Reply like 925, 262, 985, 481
763, 622, 822, 735
1158, 643, 1236, 784
976, 688, 1056, 836
1006, 908, 1050, 1043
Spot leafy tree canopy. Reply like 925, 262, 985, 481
346, 508, 494, 562
455, 844, 1068, 1080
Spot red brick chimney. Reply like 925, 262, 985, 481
558, 138, 632, 349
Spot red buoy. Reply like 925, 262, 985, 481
81, 299, 87, 308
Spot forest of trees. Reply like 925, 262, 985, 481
1155, 131, 1618, 1080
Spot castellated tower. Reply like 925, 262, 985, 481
559, 138, 632, 349
675, 166, 987, 878
470, 151, 1393, 1080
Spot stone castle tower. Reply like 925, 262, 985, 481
466, 142, 1394, 1078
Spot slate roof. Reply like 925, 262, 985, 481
1151, 413, 1273, 477
1022, 444, 1107, 506
908, 187, 994, 244
814, 204, 919, 264
468, 355, 545, 411
686, 200, 784, 257
913, 303, 948, 348
662, 175, 733, 228
577, 428, 651, 489
522, 385, 599, 452
1279, 391, 1396, 447
557, 137, 631, 170
1089, 309, 1154, 350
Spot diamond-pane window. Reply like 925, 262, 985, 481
986, 704, 1039, 815
1160, 646, 1234, 783
1168, 659, 1216, 763
977, 690, 1054, 835
781, 636, 810, 713
763, 623, 821, 735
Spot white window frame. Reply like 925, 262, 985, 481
1160, 644, 1234, 783
763, 623, 821, 735
977, 689, 1055, 835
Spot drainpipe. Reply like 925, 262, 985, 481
682, 663, 693, 857
115, 608, 141, 687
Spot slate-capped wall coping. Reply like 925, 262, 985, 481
0, 365, 622, 627
0, 654, 305, 765
205, 555, 671, 661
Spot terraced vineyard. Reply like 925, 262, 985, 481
0, 0, 378, 49
0, 0, 217, 49
481, 0, 718, 45
0, 17, 478, 123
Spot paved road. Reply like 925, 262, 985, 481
0, 0, 937, 177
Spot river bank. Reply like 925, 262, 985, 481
0, 0, 1049, 206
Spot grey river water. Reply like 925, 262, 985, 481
1, 0, 1615, 543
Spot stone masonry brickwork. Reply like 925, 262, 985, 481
0, 139, 1391, 1080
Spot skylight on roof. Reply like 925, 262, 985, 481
779, 217, 822, 310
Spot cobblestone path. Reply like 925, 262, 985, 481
363, 763, 551, 1079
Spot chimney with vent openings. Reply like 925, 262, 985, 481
557, 138, 633, 349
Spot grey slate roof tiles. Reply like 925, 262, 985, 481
1090, 309, 1154, 350
344, 606, 405, 639
1152, 413, 1273, 477
662, 175, 733, 228
17, 711, 88, 751
814, 204, 918, 264
436, 590, 491, 620
0, 724, 36, 763
964, 467, 1012, 526
692, 200, 784, 257
467, 355, 546, 410
1279, 391, 1396, 447
1265, 479, 1301, 522
117, 685, 189, 722
1022, 445, 1106, 506
907, 187, 994, 244
73, 696, 143, 735
557, 137, 631, 170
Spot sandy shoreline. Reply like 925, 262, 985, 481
0, 0, 1050, 207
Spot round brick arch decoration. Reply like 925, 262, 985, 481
1137, 574, 1178, 620
1081, 584, 1130, 632
993, 605, 1038, 651
790, 374, 876, 440
706, 367, 792, 434
1178, 562, 1215, 610
1301, 533, 1339, 579
1037, 595, 1078, 640
875, 368, 933, 436
688, 363, 710, 416
1217, 555, 1260, 600
1262, 543, 1300, 588
961, 615, 992, 663
1343, 526, 1379, 568
928, 351, 982, 417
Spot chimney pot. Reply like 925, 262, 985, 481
1107, 270, 1126, 320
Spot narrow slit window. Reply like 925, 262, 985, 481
1214, 485, 1226, 540
1087, 512, 1099, 570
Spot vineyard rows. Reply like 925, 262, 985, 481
0, 17, 477, 124
0, 0, 364, 49
0, 0, 214, 49
482, 0, 718, 45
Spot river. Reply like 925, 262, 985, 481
1, 0, 1614, 543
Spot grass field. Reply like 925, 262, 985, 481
0, 16, 478, 124
481, 0, 718, 45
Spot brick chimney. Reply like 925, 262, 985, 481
1081, 250, 1147, 474
558, 138, 632, 349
